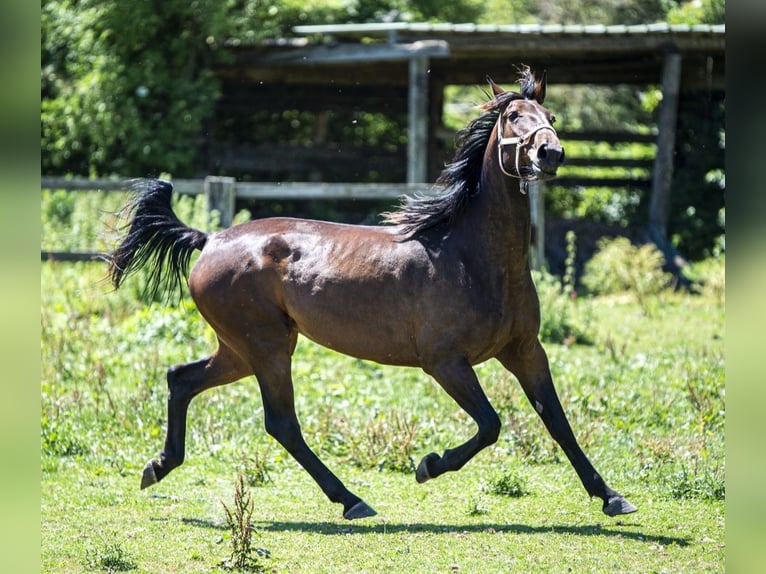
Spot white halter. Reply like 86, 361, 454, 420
496, 116, 558, 192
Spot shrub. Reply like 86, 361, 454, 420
581, 236, 672, 313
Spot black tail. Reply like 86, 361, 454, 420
108, 179, 208, 300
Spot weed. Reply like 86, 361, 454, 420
666, 462, 725, 502
533, 267, 593, 345
466, 494, 490, 516
347, 410, 419, 473
533, 231, 594, 346
41, 414, 89, 458
83, 537, 137, 573
235, 449, 273, 487
689, 256, 725, 305
486, 466, 531, 498
220, 474, 267, 572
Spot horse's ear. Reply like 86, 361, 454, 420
533, 70, 547, 104
486, 76, 505, 97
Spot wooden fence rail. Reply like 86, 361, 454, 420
40, 177, 442, 263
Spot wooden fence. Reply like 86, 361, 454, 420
40, 176, 548, 269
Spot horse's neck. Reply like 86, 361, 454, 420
463, 168, 532, 275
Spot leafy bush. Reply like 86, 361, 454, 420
42, 1, 225, 177
581, 236, 672, 312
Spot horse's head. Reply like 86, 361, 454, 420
487, 67, 565, 181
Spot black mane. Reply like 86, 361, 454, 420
383, 89, 523, 237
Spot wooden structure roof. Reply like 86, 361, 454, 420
217, 22, 724, 92
212, 22, 724, 186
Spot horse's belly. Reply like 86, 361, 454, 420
294, 310, 422, 367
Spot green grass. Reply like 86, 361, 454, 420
41, 260, 724, 573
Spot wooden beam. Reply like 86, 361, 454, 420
234, 182, 438, 200
240, 40, 448, 66
649, 50, 682, 241
408, 56, 430, 183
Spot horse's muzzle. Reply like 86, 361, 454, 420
534, 143, 565, 178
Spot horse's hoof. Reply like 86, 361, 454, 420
603, 495, 637, 517
415, 452, 439, 484
343, 500, 377, 520
140, 460, 158, 490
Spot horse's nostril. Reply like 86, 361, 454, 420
538, 144, 548, 160
560, 147, 566, 164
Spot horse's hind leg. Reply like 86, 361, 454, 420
141, 341, 250, 489
249, 344, 376, 520
496, 339, 637, 517
415, 357, 502, 482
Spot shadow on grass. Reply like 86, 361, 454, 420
179, 516, 689, 547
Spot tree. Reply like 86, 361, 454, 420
42, 0, 227, 177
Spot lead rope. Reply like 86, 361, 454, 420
496, 118, 558, 194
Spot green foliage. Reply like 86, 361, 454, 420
534, 269, 594, 346
688, 255, 725, 305
533, 231, 594, 345
667, 0, 725, 24
666, 463, 725, 501
465, 494, 490, 516
42, 1, 226, 177
41, 188, 128, 253
582, 237, 672, 313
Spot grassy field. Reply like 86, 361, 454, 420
41, 250, 724, 572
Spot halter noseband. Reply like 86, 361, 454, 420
496, 115, 558, 192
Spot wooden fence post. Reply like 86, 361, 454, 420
204, 176, 236, 229
649, 49, 682, 244
528, 180, 546, 270
407, 55, 429, 183
648, 49, 688, 275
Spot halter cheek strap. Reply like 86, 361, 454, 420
497, 118, 558, 190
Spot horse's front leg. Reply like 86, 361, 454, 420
495, 339, 637, 517
141, 344, 248, 489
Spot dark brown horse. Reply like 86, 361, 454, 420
108, 66, 636, 520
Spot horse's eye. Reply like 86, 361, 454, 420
508, 111, 519, 121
